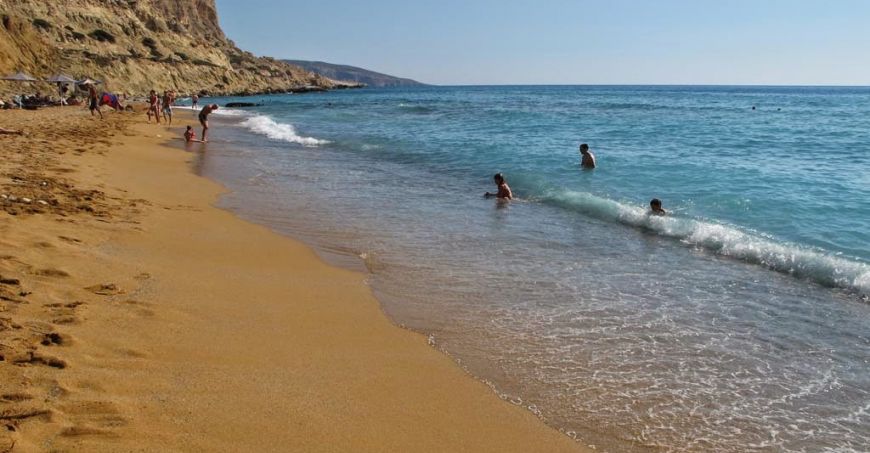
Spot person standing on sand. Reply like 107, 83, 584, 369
579, 143, 596, 169
192, 93, 199, 110
58, 83, 68, 106
147, 90, 160, 123
162, 90, 175, 126
484, 173, 513, 200
199, 104, 218, 142
87, 83, 102, 119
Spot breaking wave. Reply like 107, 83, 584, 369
539, 189, 870, 296
240, 115, 329, 147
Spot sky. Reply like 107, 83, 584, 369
214, 0, 870, 86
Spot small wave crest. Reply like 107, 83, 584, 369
239, 115, 329, 147
540, 189, 870, 295
398, 103, 436, 114
212, 107, 245, 117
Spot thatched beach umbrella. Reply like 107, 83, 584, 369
2, 71, 39, 108
77, 78, 101, 86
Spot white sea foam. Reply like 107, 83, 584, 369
239, 115, 329, 147
211, 107, 245, 117
171, 104, 245, 116
542, 189, 870, 295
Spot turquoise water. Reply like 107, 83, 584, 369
189, 86, 869, 452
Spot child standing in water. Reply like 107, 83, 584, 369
484, 173, 513, 200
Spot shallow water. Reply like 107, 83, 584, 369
191, 86, 869, 452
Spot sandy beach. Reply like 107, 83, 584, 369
0, 107, 588, 452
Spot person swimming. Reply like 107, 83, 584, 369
650, 198, 666, 216
579, 143, 596, 169
484, 173, 513, 200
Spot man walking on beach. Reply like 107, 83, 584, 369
192, 93, 199, 110
199, 104, 218, 142
162, 90, 175, 126
579, 143, 596, 169
86, 83, 102, 119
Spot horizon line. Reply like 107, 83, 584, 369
397, 83, 870, 88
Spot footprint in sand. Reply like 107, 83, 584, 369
57, 400, 128, 437
33, 268, 70, 278
84, 283, 124, 296
44, 301, 86, 325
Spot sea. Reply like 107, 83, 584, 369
182, 86, 869, 452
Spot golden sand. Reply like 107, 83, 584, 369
0, 107, 588, 452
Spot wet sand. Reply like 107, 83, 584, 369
0, 107, 588, 452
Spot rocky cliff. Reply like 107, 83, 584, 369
0, 0, 336, 96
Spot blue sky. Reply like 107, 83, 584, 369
214, 0, 870, 85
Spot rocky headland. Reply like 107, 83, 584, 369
0, 0, 348, 97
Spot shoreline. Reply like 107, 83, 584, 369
0, 107, 589, 451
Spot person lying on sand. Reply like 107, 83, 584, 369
649, 198, 666, 216
0, 127, 23, 135
199, 104, 218, 142
484, 173, 513, 200
183, 125, 202, 143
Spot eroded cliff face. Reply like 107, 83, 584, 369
0, 0, 335, 96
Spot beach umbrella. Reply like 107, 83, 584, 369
77, 78, 101, 86
2, 71, 40, 108
46, 74, 76, 106
45, 74, 76, 83
2, 71, 38, 82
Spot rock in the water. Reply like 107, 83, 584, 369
225, 102, 261, 108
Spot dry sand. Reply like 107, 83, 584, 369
0, 107, 589, 452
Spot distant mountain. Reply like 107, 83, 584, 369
283, 60, 426, 88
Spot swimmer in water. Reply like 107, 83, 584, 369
579, 143, 596, 169
650, 198, 666, 216
484, 173, 513, 200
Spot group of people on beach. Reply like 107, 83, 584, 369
182, 102, 219, 143
141, 89, 219, 143
146, 89, 177, 125
486, 143, 667, 216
